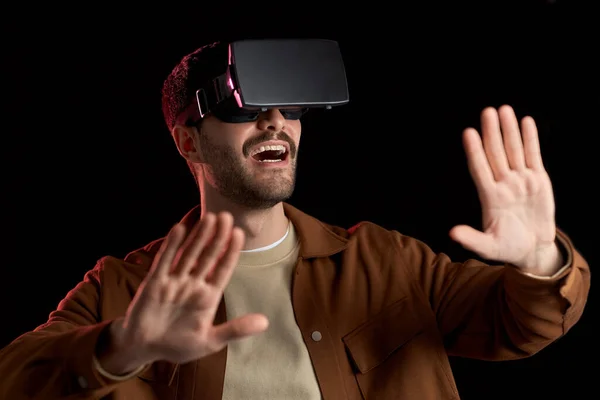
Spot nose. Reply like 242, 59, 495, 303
256, 108, 286, 132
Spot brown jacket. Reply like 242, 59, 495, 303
0, 203, 590, 399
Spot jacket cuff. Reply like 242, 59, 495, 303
520, 230, 573, 281
66, 321, 147, 392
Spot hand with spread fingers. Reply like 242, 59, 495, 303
98, 212, 269, 374
449, 105, 563, 276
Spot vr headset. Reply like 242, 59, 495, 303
190, 38, 349, 124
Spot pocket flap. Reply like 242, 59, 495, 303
342, 297, 423, 374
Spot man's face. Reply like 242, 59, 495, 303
195, 109, 301, 209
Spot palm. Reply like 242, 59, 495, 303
126, 276, 221, 361
121, 213, 269, 364
450, 106, 556, 266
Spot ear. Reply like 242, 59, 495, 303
172, 124, 204, 163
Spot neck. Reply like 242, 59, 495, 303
199, 185, 289, 251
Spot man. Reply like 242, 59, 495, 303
0, 40, 590, 399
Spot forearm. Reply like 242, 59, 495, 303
0, 322, 117, 400
461, 230, 586, 358
408, 228, 589, 360
438, 264, 573, 361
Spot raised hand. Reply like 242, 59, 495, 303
449, 105, 561, 273
111, 212, 269, 368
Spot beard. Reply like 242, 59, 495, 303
197, 130, 298, 210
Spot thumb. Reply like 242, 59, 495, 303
212, 313, 269, 344
449, 225, 496, 260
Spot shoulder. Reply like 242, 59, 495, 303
328, 219, 434, 267
91, 236, 166, 283
345, 220, 400, 248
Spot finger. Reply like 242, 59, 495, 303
148, 223, 187, 279
481, 107, 510, 180
521, 115, 545, 171
211, 313, 269, 345
171, 213, 217, 276
191, 212, 235, 280
462, 128, 495, 197
206, 227, 245, 288
498, 105, 526, 170
449, 225, 498, 261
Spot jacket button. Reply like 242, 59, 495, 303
311, 331, 322, 342
77, 375, 88, 389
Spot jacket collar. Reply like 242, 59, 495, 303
177, 202, 348, 259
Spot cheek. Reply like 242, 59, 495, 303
288, 120, 302, 140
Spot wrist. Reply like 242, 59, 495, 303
95, 319, 154, 377
518, 243, 563, 277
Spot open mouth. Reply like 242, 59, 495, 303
249, 144, 289, 163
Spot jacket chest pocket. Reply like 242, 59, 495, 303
342, 297, 457, 399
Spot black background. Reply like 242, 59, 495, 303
1, 1, 596, 398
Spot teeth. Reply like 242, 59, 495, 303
250, 144, 287, 157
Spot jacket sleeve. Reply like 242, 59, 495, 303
393, 228, 591, 360
0, 264, 132, 399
